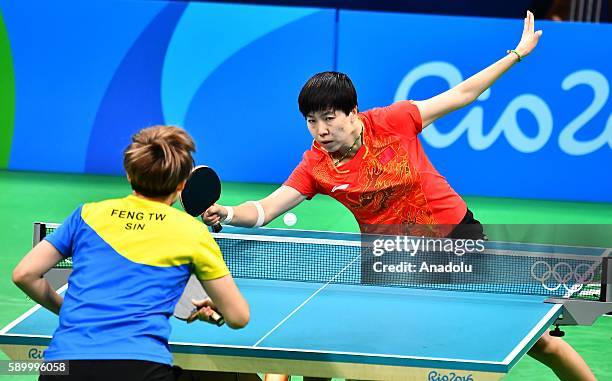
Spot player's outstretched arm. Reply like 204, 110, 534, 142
413, 10, 543, 128
202, 185, 306, 228
13, 241, 64, 315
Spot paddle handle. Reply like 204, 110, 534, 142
188, 308, 225, 327
200, 216, 223, 233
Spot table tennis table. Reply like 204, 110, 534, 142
1, 224, 610, 380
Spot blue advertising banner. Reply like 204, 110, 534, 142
337, 11, 611, 202
1, 0, 333, 180
1, 2, 610, 202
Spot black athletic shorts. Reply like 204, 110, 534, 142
39, 360, 177, 381
447, 208, 486, 240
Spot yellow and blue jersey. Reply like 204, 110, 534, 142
43, 195, 229, 365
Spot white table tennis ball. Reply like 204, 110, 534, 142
283, 212, 297, 226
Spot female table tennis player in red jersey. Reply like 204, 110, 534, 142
12, 126, 250, 381
203, 12, 595, 381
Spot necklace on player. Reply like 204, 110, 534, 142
333, 126, 363, 166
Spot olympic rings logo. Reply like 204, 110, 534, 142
530, 261, 596, 293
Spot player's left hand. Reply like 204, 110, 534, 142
514, 10, 543, 58
187, 298, 219, 325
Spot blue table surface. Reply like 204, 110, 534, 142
3, 277, 559, 371
6, 226, 601, 373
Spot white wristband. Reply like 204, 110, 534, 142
222, 206, 234, 225
248, 201, 265, 227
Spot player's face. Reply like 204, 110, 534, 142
306, 109, 357, 153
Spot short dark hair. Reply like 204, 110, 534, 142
124, 125, 195, 197
298, 71, 358, 117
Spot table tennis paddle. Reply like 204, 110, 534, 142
180, 165, 223, 233
174, 274, 225, 326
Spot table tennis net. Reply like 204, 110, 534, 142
35, 222, 608, 301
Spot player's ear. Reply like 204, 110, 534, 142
350, 106, 359, 121
175, 180, 187, 193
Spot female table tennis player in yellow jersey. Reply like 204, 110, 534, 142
203, 12, 596, 381
13, 126, 250, 381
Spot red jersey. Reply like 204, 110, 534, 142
284, 101, 466, 231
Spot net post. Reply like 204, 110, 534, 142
601, 255, 611, 302
33, 222, 47, 247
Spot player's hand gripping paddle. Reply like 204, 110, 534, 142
174, 274, 225, 326
180, 165, 222, 233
